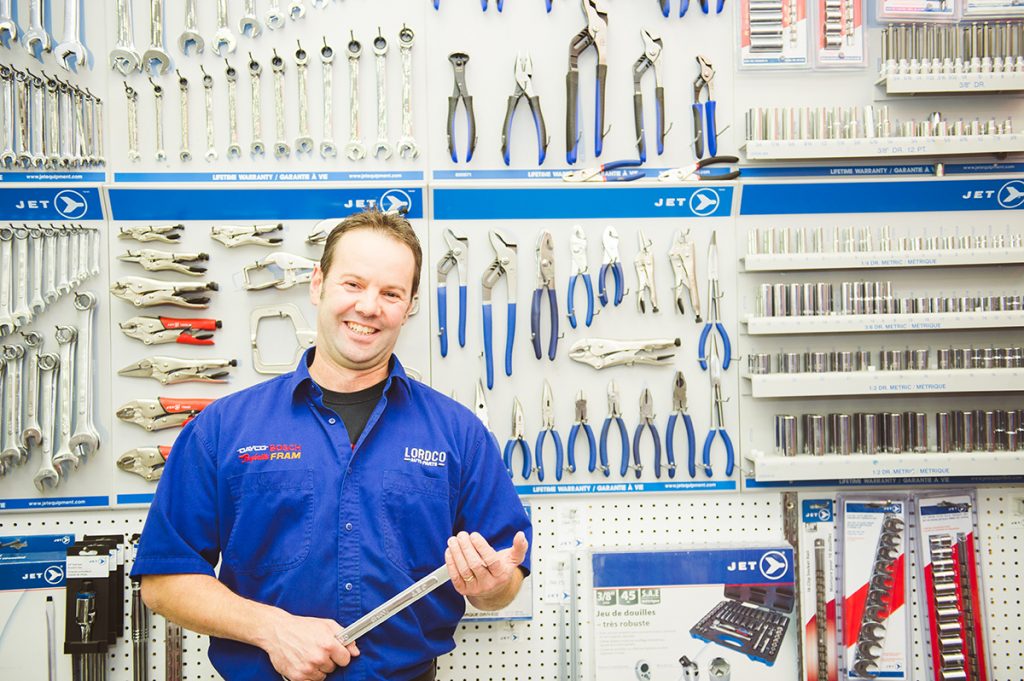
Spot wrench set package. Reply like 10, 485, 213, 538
915, 491, 991, 681
836, 495, 911, 681
738, 0, 812, 69
795, 497, 838, 681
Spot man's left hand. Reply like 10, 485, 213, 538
445, 531, 528, 600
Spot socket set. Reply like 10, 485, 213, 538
740, 0, 809, 69
748, 346, 1024, 374
880, 22, 1024, 78
774, 407, 1024, 455
755, 280, 1023, 317
821, 0, 855, 51
689, 585, 795, 665
747, 226, 1024, 255
746, 106, 1014, 142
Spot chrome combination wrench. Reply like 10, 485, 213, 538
178, 70, 191, 161
125, 82, 141, 161
226, 60, 242, 159
372, 28, 392, 159
248, 54, 266, 157
202, 66, 217, 161
271, 49, 290, 158
344, 32, 365, 160
295, 41, 313, 155
150, 77, 166, 162
320, 38, 336, 158
396, 25, 419, 159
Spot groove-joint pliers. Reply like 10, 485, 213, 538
531, 231, 559, 361
482, 231, 517, 389
502, 53, 548, 166
566, 0, 609, 164
692, 55, 718, 159
567, 225, 595, 329
437, 228, 468, 357
632, 29, 665, 163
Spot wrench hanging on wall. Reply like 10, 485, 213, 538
294, 41, 314, 155
143, 0, 172, 75
396, 25, 419, 159
344, 32, 366, 160
55, 0, 88, 71
178, 0, 203, 55
372, 29, 392, 159
320, 38, 336, 158
271, 49, 290, 158
248, 54, 266, 157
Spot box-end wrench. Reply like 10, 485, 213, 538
27, 226, 46, 314
248, 54, 265, 157
150, 77, 166, 162
0, 227, 14, 335
396, 25, 418, 159
20, 331, 43, 450
68, 293, 99, 462
0, 0, 17, 46
55, 0, 88, 72
344, 33, 365, 160
143, 0, 171, 75
320, 38, 336, 158
271, 49, 290, 158
265, 0, 285, 30
201, 66, 217, 161
51, 325, 79, 474
1, 345, 28, 469
295, 41, 313, 155
177, 70, 191, 161
372, 29, 392, 159
240, 0, 262, 37
111, 0, 141, 75
12, 226, 33, 326
288, 0, 306, 20
178, 0, 203, 55
33, 352, 60, 491
226, 59, 241, 159
0, 67, 15, 168
23, 0, 51, 58
213, 0, 237, 56
125, 82, 141, 161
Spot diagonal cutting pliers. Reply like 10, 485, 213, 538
566, 0, 610, 164
632, 29, 665, 163
598, 226, 625, 307
630, 388, 659, 479
665, 371, 694, 479
534, 381, 564, 482
698, 231, 732, 371
562, 159, 644, 182
503, 398, 533, 480
669, 229, 702, 323
482, 231, 518, 389
502, 53, 548, 166
599, 381, 629, 479
567, 225, 595, 329
692, 55, 718, 159
531, 231, 559, 361
437, 228, 469, 357
447, 52, 477, 163
658, 155, 741, 183
568, 390, 597, 474
633, 229, 658, 314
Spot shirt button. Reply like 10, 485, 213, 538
345, 522, 353, 531
328, 417, 337, 425
345, 582, 353, 591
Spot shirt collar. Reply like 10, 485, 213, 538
289, 347, 410, 401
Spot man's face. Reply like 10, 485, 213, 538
309, 228, 417, 374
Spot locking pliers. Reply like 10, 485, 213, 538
116, 397, 214, 431
119, 316, 221, 345
118, 249, 210, 276
117, 446, 171, 482
568, 337, 680, 370
110, 277, 219, 309
118, 356, 238, 384
633, 229, 658, 314
210, 223, 284, 248
668, 229, 701, 322
118, 223, 184, 243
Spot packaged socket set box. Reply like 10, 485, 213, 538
796, 498, 839, 681
589, 545, 798, 681
738, 0, 811, 69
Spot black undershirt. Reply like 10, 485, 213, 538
318, 379, 387, 446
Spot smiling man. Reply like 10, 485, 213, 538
132, 209, 532, 681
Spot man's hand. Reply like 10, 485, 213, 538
445, 530, 529, 610
263, 612, 360, 681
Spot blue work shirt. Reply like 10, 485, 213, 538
133, 349, 532, 681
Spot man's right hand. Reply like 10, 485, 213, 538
264, 613, 360, 681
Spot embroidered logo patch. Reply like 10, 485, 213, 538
237, 444, 303, 463
403, 447, 447, 468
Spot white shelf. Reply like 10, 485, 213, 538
741, 134, 1024, 161
742, 248, 1024, 272
745, 368, 1024, 397
876, 71, 1024, 95
745, 449, 1024, 482
743, 310, 1024, 335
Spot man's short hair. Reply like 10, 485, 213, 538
319, 209, 423, 296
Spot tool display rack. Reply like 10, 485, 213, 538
1, 0, 1023, 680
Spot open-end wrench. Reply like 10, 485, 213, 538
0, 67, 15, 168
23, 0, 50, 57
294, 41, 313, 154
288, 0, 306, 20
55, 0, 88, 72
1, 345, 27, 469
143, 0, 172, 75
248, 53, 265, 156
111, 0, 141, 74
125, 82, 141, 161
27, 71, 45, 166
44, 75, 59, 166
344, 33, 365, 160
150, 78, 167, 162
319, 38, 336, 158
372, 29, 392, 159
225, 60, 241, 159
0, 0, 17, 46
51, 325, 78, 474
240, 0, 262, 37
271, 49, 290, 158
396, 25, 418, 159
201, 66, 217, 161
33, 352, 60, 491
15, 69, 31, 168
68, 293, 99, 462
213, 0, 237, 56
20, 331, 43, 450
178, 0, 203, 55
265, 0, 286, 30
177, 71, 191, 161
11, 227, 33, 326
0, 227, 13, 335
27, 227, 46, 314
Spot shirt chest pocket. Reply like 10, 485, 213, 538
225, 469, 314, 575
381, 470, 452, 576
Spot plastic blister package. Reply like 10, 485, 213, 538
877, 0, 959, 23
738, 0, 812, 69
796, 497, 838, 681
815, 0, 868, 67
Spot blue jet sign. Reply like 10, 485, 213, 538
0, 187, 103, 221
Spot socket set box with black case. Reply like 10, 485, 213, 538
690, 583, 796, 665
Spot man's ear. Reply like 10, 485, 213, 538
403, 294, 418, 324
309, 265, 324, 306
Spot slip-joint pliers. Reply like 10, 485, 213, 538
666, 371, 695, 479
632, 29, 665, 163
447, 52, 477, 163
503, 398, 534, 480
598, 226, 625, 307
568, 389, 597, 474
531, 231, 559, 361
502, 53, 548, 166
692, 55, 718, 159
567, 225, 595, 329
436, 228, 468, 357
566, 0, 609, 164
535, 381, 564, 482
482, 231, 518, 389
630, 388, 659, 479
600, 381, 629, 479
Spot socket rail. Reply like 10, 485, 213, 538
743, 310, 1024, 335
742, 247, 1024, 272
745, 449, 1024, 481
744, 368, 1024, 397
742, 133, 1024, 160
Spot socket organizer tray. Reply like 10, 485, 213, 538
690, 584, 796, 665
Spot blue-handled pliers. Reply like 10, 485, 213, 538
598, 226, 625, 308
698, 231, 732, 372
482, 231, 518, 389
566, 0, 610, 164
665, 371, 694, 479
658, 0, 697, 15
502, 53, 548, 166
567, 225, 595, 329
531, 231, 559, 361
600, 381, 629, 479
562, 159, 644, 183
692, 55, 718, 159
631, 29, 665, 164
702, 353, 735, 477
535, 381, 564, 482
568, 389, 597, 474
436, 228, 468, 358
630, 388, 659, 480
503, 398, 533, 479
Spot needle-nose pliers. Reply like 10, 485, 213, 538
503, 398, 533, 480
698, 231, 732, 371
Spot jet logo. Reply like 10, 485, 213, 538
44, 565, 65, 585
54, 190, 88, 219
380, 189, 412, 215
759, 550, 789, 580
689, 188, 720, 216
997, 180, 1024, 209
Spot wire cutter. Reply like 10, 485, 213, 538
599, 381, 628, 479
703, 353, 734, 477
567, 225, 595, 329
562, 159, 644, 183
437, 228, 469, 357
503, 398, 533, 480
633, 229, 658, 314
658, 155, 741, 183
665, 371, 694, 479
668, 229, 701, 323
630, 388, 659, 479
118, 249, 210, 276
531, 231, 559, 361
482, 231, 517, 389
632, 29, 665, 163
534, 381, 564, 482
502, 53, 548, 166
447, 52, 476, 163
692, 55, 718, 159
698, 231, 732, 371
598, 226, 625, 307
118, 316, 221, 345
568, 390, 597, 474
566, 0, 609, 164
